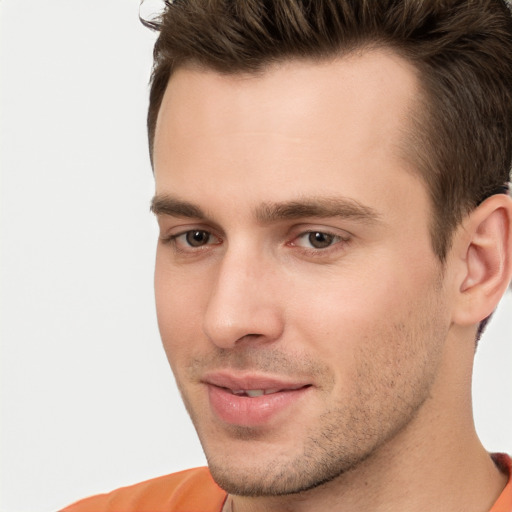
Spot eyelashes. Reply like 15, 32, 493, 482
290, 231, 348, 250
160, 229, 222, 254
174, 230, 219, 248
160, 227, 351, 259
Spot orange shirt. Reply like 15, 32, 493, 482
60, 467, 227, 512
491, 454, 512, 512
61, 454, 512, 512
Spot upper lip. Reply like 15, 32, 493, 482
202, 371, 311, 392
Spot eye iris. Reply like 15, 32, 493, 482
308, 232, 334, 249
186, 230, 209, 247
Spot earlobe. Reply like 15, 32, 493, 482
453, 194, 512, 326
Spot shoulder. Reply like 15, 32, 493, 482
60, 467, 227, 512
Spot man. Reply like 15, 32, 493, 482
62, 1, 512, 511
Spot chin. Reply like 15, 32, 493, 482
204, 445, 361, 497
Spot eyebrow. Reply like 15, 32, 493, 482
151, 194, 381, 225
255, 197, 381, 224
151, 195, 207, 219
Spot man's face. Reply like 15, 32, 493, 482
152, 52, 452, 496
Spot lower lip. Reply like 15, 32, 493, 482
207, 385, 310, 427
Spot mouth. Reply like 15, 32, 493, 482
228, 385, 309, 397
203, 372, 312, 427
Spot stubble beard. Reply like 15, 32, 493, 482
173, 286, 447, 498
203, 373, 437, 497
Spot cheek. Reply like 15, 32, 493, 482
287, 264, 411, 340
287, 258, 447, 381
154, 255, 211, 360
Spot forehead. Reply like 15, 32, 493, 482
153, 51, 424, 219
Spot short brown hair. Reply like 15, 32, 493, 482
144, 0, 512, 260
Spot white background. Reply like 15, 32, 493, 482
1, 1, 511, 511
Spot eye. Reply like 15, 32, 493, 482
292, 231, 346, 250
183, 230, 211, 247
305, 232, 335, 249
161, 229, 221, 251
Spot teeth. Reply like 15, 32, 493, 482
231, 388, 283, 397
245, 389, 265, 397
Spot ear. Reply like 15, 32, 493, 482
451, 193, 512, 327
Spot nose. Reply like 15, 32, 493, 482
202, 247, 284, 349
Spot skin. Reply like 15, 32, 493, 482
152, 51, 510, 512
